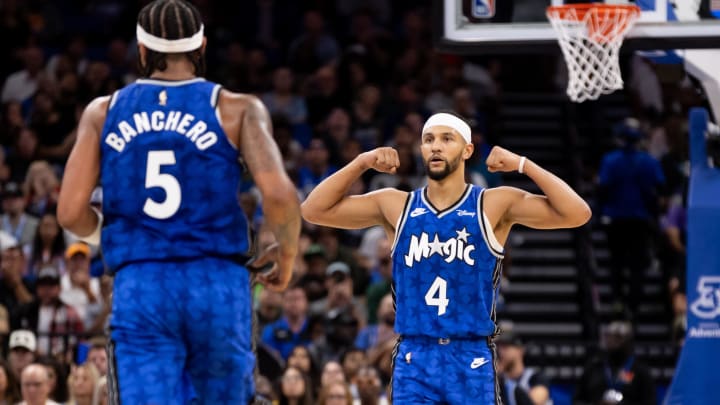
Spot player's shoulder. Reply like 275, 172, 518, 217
217, 89, 263, 112
82, 95, 113, 127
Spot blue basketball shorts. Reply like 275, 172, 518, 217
107, 258, 255, 405
392, 336, 500, 404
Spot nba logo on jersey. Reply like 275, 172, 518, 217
472, 0, 495, 18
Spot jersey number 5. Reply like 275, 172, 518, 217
143, 151, 181, 219
425, 276, 449, 316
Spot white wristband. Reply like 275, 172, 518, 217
78, 206, 103, 246
518, 156, 527, 174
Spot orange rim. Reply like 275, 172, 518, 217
547, 4, 642, 43
546, 4, 641, 21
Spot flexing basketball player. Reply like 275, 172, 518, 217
302, 112, 591, 404
57, 0, 301, 403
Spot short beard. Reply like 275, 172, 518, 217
424, 153, 462, 181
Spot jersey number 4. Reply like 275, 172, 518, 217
425, 276, 449, 316
143, 151, 181, 219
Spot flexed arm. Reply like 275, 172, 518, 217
484, 146, 592, 231
302, 147, 406, 230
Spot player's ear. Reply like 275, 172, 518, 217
137, 43, 147, 66
463, 141, 474, 160
200, 37, 207, 54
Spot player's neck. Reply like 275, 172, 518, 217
425, 172, 467, 210
149, 61, 197, 81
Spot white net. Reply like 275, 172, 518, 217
547, 5, 641, 103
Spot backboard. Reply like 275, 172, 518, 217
435, 0, 720, 53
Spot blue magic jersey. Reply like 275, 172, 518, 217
392, 185, 504, 338
99, 78, 250, 272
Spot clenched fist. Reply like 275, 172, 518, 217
485, 146, 523, 173
360, 147, 400, 174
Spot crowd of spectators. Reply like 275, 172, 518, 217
0, 0, 704, 404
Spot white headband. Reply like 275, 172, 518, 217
136, 24, 204, 53
422, 113, 471, 143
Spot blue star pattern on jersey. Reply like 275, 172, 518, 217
390, 185, 504, 404
392, 337, 499, 404
99, 78, 251, 273
392, 185, 504, 338
109, 258, 254, 404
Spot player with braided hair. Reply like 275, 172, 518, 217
58, 0, 301, 403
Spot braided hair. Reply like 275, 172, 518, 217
137, 0, 206, 77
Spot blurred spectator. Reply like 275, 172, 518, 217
320, 361, 346, 389
574, 321, 656, 405
92, 376, 107, 405
60, 243, 101, 329
19, 363, 59, 405
0, 232, 33, 314
496, 333, 551, 405
597, 118, 665, 317
22, 162, 60, 217
306, 65, 343, 128
316, 227, 365, 296
212, 42, 248, 92
28, 90, 77, 163
425, 63, 464, 113
85, 338, 108, 377
364, 239, 392, 324
28, 211, 65, 277
11, 265, 84, 358
45, 36, 88, 79
351, 85, 383, 150
287, 345, 320, 392
309, 306, 360, 367
297, 138, 337, 198
340, 347, 367, 384
0, 101, 24, 147
288, 11, 340, 75
262, 67, 308, 125
7, 127, 41, 180
255, 374, 276, 403
1, 46, 44, 104
355, 294, 397, 352
277, 366, 314, 405
309, 262, 364, 326
0, 358, 22, 405
256, 287, 283, 334
318, 380, 353, 405
352, 366, 388, 405
300, 244, 330, 302
261, 284, 311, 360
67, 363, 100, 405
84, 275, 112, 336
1, 181, 39, 248
0, 303, 7, 340
321, 108, 352, 167
7, 330, 37, 383
271, 114, 303, 178
35, 356, 67, 403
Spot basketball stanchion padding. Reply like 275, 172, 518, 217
547, 4, 641, 102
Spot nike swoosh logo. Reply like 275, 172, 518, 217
410, 209, 427, 217
470, 358, 490, 369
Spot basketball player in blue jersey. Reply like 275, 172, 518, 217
57, 0, 301, 403
302, 112, 591, 404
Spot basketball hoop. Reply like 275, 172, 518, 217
547, 4, 641, 103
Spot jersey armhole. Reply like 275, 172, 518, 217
478, 190, 505, 258
211, 84, 223, 124
107, 90, 120, 112
390, 192, 412, 257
